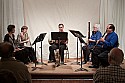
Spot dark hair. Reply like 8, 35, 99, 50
109, 24, 115, 31
0, 42, 14, 58
7, 25, 15, 32
58, 24, 64, 27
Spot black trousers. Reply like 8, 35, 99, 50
82, 46, 93, 62
15, 48, 29, 64
91, 46, 110, 67
15, 47, 37, 64
49, 44, 66, 62
25, 47, 37, 62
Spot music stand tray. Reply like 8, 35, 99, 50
69, 30, 86, 38
51, 32, 68, 40
51, 32, 68, 66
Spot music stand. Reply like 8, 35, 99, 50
74, 32, 88, 72
39, 33, 47, 65
51, 32, 68, 67
32, 33, 47, 71
69, 30, 86, 65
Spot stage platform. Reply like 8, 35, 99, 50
27, 58, 125, 83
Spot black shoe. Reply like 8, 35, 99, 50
82, 61, 87, 64
60, 62, 66, 65
59, 61, 64, 64
48, 60, 56, 63
35, 61, 40, 64
48, 60, 52, 63
89, 65, 99, 68
52, 60, 56, 62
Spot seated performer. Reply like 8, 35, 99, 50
48, 24, 68, 64
17, 26, 38, 63
4, 25, 29, 64
89, 24, 119, 68
82, 24, 102, 64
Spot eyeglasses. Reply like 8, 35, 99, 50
107, 28, 111, 29
59, 27, 63, 28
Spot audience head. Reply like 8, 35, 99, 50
7, 25, 15, 33
93, 24, 100, 31
58, 24, 64, 32
0, 42, 14, 58
21, 26, 28, 32
106, 24, 115, 33
108, 48, 124, 65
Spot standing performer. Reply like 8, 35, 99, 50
82, 24, 102, 64
48, 24, 68, 64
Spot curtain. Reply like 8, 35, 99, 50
23, 0, 100, 59
1, 0, 101, 60
1, 0, 24, 37
100, 0, 125, 53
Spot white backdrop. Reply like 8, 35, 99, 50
1, 0, 125, 60
23, 0, 100, 60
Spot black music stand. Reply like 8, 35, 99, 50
69, 30, 86, 65
51, 32, 68, 67
32, 33, 47, 71
74, 32, 88, 72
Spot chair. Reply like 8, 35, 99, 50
55, 45, 69, 62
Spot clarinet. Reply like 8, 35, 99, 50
92, 31, 107, 50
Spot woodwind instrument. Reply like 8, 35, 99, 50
92, 30, 107, 50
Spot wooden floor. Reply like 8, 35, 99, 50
26, 58, 125, 83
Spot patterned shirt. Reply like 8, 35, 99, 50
93, 65, 125, 83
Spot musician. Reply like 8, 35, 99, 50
4, 25, 27, 64
82, 24, 102, 64
17, 26, 38, 63
89, 24, 118, 68
17, 26, 30, 47
4, 25, 21, 52
48, 24, 68, 64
